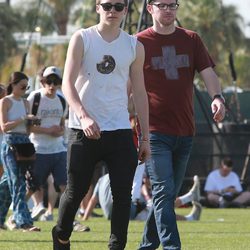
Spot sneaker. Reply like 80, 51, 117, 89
52, 226, 70, 250
190, 175, 200, 202
40, 213, 54, 221
5, 215, 17, 231
73, 221, 90, 232
31, 203, 46, 221
188, 201, 202, 221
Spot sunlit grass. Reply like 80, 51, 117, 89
0, 208, 249, 250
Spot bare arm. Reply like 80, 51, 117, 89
130, 41, 151, 163
29, 124, 64, 137
62, 30, 100, 139
82, 195, 98, 221
200, 67, 226, 123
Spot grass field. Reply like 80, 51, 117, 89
0, 208, 249, 250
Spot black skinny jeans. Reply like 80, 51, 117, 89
56, 129, 138, 250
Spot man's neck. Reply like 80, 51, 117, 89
152, 23, 176, 35
96, 23, 121, 43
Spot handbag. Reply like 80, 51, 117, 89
10, 143, 36, 163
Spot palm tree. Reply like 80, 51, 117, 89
0, 4, 21, 68
177, 0, 246, 87
46, 0, 78, 35
72, 0, 97, 29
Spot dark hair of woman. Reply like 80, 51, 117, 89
7, 71, 28, 95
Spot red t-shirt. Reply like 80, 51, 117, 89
136, 27, 215, 136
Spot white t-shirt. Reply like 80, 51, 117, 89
204, 169, 242, 193
68, 25, 137, 131
27, 89, 66, 154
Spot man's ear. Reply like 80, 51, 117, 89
96, 4, 100, 13
146, 4, 153, 14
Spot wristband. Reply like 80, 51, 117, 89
212, 94, 225, 104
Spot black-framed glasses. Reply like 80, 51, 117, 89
100, 2, 126, 12
151, 3, 179, 10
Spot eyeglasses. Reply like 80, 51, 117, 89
100, 2, 126, 12
21, 85, 30, 90
151, 3, 179, 10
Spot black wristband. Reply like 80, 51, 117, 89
213, 94, 225, 104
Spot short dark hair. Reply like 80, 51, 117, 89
221, 157, 233, 168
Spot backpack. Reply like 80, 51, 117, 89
31, 92, 66, 116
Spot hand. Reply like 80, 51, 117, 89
138, 141, 151, 164
211, 99, 226, 122
25, 115, 41, 126
80, 116, 101, 140
224, 186, 236, 194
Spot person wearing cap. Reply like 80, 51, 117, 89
51, 0, 151, 249
27, 66, 67, 222
136, 0, 225, 249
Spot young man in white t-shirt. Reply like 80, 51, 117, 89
27, 66, 67, 221
51, 0, 150, 248
204, 157, 250, 208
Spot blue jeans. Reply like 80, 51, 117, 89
139, 132, 193, 250
0, 133, 33, 227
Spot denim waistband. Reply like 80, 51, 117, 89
3, 133, 30, 144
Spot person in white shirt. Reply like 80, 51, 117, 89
27, 66, 67, 221
204, 157, 250, 208
51, 0, 150, 249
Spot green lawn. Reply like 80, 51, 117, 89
0, 208, 249, 250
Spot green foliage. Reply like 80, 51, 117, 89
1, 0, 250, 89
0, 4, 21, 68
0, 208, 250, 249
72, 0, 98, 29
177, 0, 249, 89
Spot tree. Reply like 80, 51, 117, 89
177, 0, 248, 88
0, 4, 21, 71
46, 0, 78, 35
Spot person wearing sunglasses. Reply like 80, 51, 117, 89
51, 0, 150, 249
0, 72, 40, 232
27, 66, 68, 223
136, 0, 225, 249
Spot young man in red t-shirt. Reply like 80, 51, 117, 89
136, 0, 225, 249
